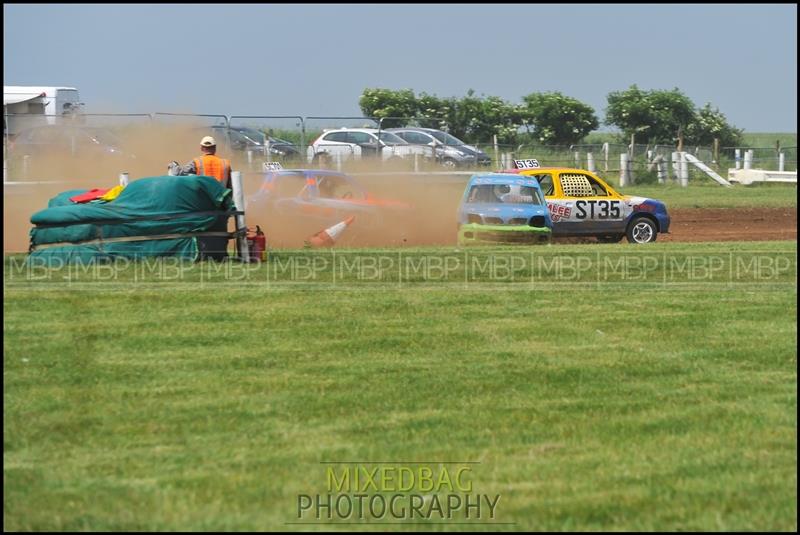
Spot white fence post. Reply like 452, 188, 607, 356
779, 152, 785, 172
744, 150, 753, 170
603, 142, 609, 172
657, 159, 666, 184
119, 172, 129, 187
493, 135, 499, 168
735, 149, 741, 170
665, 154, 672, 182
680, 152, 689, 187
573, 150, 580, 168
336, 152, 342, 172
620, 153, 629, 187
414, 153, 419, 172
628, 152, 635, 184
230, 170, 250, 262
587, 152, 595, 172
671, 151, 680, 183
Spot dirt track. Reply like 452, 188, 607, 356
4, 199, 796, 252
662, 207, 797, 242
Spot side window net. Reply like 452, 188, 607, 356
531, 174, 554, 195
560, 174, 593, 197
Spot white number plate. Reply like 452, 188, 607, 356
263, 162, 284, 171
514, 159, 540, 169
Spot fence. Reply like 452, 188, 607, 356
3, 111, 797, 186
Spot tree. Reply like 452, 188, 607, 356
684, 103, 743, 147
521, 92, 599, 145
415, 92, 454, 131
605, 85, 696, 144
423, 90, 521, 144
358, 88, 418, 128
410, 89, 523, 144
474, 95, 526, 145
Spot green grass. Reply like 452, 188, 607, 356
4, 242, 797, 531
739, 133, 797, 149
617, 181, 798, 209
582, 132, 796, 149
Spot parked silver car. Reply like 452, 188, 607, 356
387, 127, 491, 168
307, 127, 433, 163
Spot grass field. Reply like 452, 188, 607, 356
582, 132, 797, 149
618, 182, 798, 209
4, 241, 797, 531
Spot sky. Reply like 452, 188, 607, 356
3, 3, 797, 132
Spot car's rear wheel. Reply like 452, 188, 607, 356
626, 217, 658, 243
442, 158, 458, 168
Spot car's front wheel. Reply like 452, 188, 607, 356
441, 158, 458, 168
626, 217, 658, 243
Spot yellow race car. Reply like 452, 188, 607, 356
502, 161, 670, 243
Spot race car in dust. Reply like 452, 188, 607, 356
457, 173, 553, 245
246, 167, 411, 244
502, 161, 670, 243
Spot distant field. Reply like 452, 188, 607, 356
4, 242, 797, 531
582, 132, 797, 148
618, 182, 797, 209
740, 132, 797, 148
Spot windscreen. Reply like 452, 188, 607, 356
429, 130, 466, 146
466, 184, 544, 205
377, 132, 408, 145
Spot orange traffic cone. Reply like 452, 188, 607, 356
306, 215, 356, 248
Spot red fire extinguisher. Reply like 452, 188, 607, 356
246, 225, 267, 262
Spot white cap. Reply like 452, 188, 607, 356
200, 136, 216, 147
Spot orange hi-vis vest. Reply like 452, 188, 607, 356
193, 155, 231, 183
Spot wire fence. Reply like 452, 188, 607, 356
3, 112, 797, 185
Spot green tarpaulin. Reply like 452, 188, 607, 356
28, 175, 237, 264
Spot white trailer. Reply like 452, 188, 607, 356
4, 86, 81, 137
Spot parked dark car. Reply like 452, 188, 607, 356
208, 126, 300, 158
387, 127, 491, 168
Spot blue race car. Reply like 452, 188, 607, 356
246, 167, 411, 246
457, 173, 553, 245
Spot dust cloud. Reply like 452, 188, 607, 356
3, 123, 467, 252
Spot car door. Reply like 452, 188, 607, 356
313, 173, 376, 221
400, 131, 435, 158
549, 171, 626, 236
265, 172, 339, 232
347, 131, 380, 158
